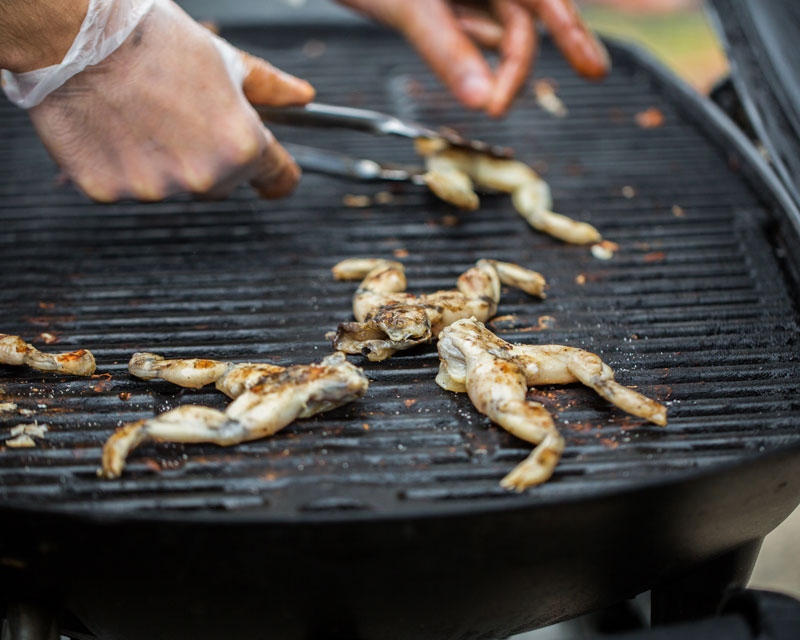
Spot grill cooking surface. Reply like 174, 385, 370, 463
1, 26, 799, 519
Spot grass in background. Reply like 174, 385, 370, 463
582, 6, 729, 93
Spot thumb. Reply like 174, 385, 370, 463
249, 126, 302, 199
239, 50, 316, 106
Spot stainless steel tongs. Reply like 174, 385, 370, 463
257, 102, 513, 184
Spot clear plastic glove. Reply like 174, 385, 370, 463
338, 0, 608, 117
2, 0, 314, 202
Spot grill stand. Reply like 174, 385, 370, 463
1, 602, 59, 640
651, 539, 763, 625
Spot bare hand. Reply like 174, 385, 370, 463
339, 0, 608, 117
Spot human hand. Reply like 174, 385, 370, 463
338, 0, 608, 117
2, 0, 314, 202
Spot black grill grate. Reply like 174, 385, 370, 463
1, 26, 799, 518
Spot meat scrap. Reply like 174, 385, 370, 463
331, 258, 546, 361
0, 334, 96, 376
101, 352, 368, 478
5, 422, 48, 448
416, 141, 601, 245
6, 435, 35, 448
635, 107, 665, 129
10, 423, 48, 438
436, 318, 667, 491
534, 79, 567, 118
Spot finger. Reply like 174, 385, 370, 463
249, 127, 301, 199
486, 0, 536, 117
453, 6, 504, 49
519, 0, 609, 78
239, 50, 316, 106
396, 0, 494, 110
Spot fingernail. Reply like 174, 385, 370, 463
459, 74, 492, 109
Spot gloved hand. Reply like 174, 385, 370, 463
338, 0, 608, 117
1, 0, 314, 202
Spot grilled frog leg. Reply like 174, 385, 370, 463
0, 334, 95, 376
101, 352, 368, 478
128, 352, 284, 398
416, 143, 601, 245
332, 258, 546, 361
436, 318, 667, 491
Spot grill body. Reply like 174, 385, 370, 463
0, 26, 799, 639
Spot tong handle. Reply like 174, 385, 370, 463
257, 102, 432, 139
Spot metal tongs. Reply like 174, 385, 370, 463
257, 102, 513, 184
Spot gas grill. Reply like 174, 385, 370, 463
1, 15, 799, 640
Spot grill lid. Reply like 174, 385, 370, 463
708, 0, 800, 212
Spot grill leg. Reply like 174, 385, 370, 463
650, 538, 763, 626
1, 603, 59, 640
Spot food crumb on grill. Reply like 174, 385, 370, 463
301, 39, 326, 59
0, 402, 17, 413
440, 215, 459, 227
489, 315, 517, 329
11, 423, 48, 439
621, 185, 636, 198
19, 408, 34, 416
118, 392, 132, 401
534, 79, 567, 118
393, 248, 409, 258
90, 373, 113, 392
343, 194, 372, 208
374, 191, 394, 204
6, 433, 37, 448
591, 240, 620, 260
362, 423, 370, 431
535, 316, 556, 330
37, 302, 55, 310
39, 332, 58, 344
404, 399, 417, 408
575, 274, 586, 285
635, 107, 665, 128
672, 204, 686, 217
644, 251, 666, 263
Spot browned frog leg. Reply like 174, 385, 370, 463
437, 319, 667, 489
508, 343, 667, 426
436, 321, 565, 490
128, 352, 232, 389
417, 144, 602, 244
332, 259, 426, 360
512, 183, 601, 245
483, 259, 547, 298
129, 353, 289, 399
214, 363, 287, 399
100, 406, 231, 479
0, 334, 96, 376
466, 349, 565, 490
565, 350, 667, 426
101, 353, 369, 479
331, 258, 406, 319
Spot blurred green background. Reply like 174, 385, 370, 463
580, 1, 728, 93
